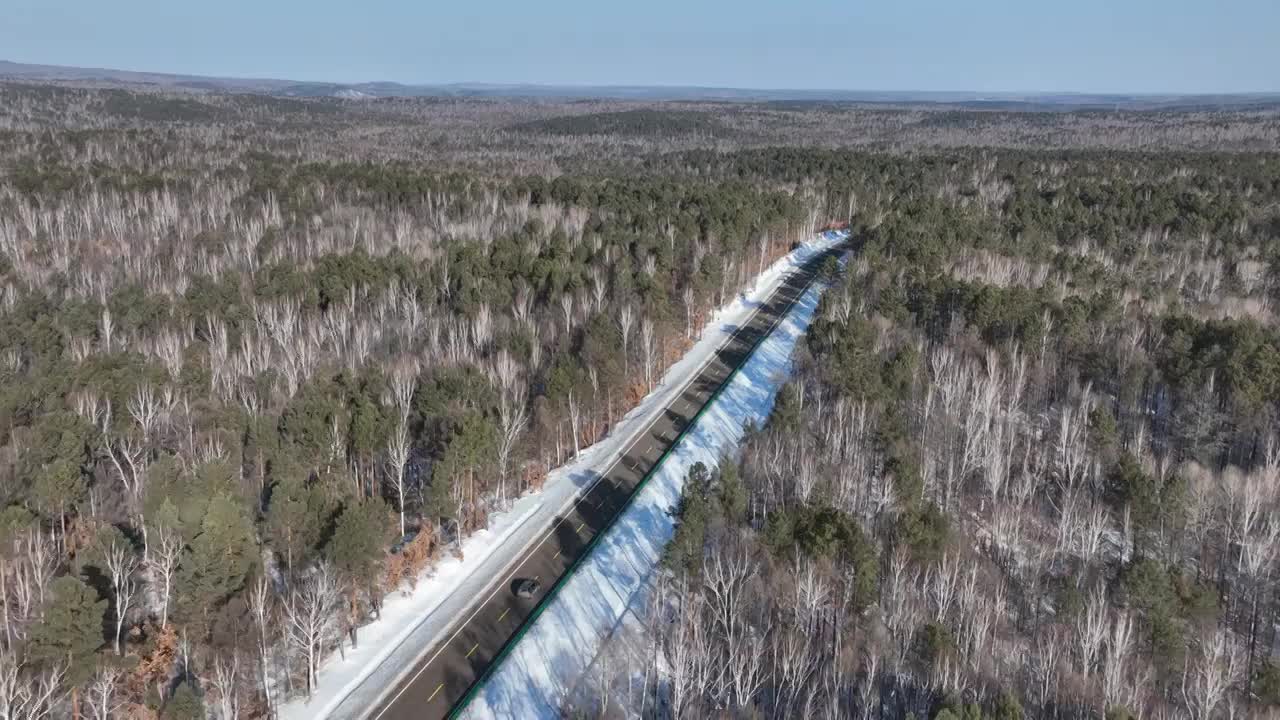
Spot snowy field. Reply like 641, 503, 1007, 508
461, 245, 842, 719
278, 230, 846, 720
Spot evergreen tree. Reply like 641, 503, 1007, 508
174, 493, 257, 622
328, 499, 391, 589
992, 691, 1024, 720
716, 459, 748, 524
666, 463, 712, 575
26, 575, 106, 685
327, 498, 392, 647
31, 457, 86, 534
0, 505, 36, 550
267, 474, 330, 573
162, 681, 205, 720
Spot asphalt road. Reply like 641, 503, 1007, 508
366, 244, 842, 720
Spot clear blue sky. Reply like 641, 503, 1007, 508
4, 0, 1277, 93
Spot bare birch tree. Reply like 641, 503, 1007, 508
618, 304, 633, 377
282, 562, 341, 698
384, 423, 411, 539
0, 647, 64, 720
1182, 630, 1242, 720
103, 538, 139, 656
84, 667, 124, 720
641, 317, 656, 391
567, 391, 582, 458
148, 523, 182, 630
247, 575, 274, 717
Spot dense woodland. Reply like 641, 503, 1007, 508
0, 82, 1278, 719
570, 150, 1280, 719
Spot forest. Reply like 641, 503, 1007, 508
569, 149, 1280, 719
0, 81, 1278, 719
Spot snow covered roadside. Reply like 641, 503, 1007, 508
461, 246, 843, 720
278, 230, 847, 720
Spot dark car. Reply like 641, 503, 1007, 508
512, 577, 540, 599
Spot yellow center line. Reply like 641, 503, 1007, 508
466, 643, 479, 658
498, 607, 509, 621
428, 683, 444, 702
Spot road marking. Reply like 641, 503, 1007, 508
466, 643, 479, 658
498, 608, 509, 621
576, 522, 586, 533
366, 251, 836, 719
553, 550, 561, 560
428, 683, 444, 702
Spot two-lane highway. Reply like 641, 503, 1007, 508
366, 242, 843, 720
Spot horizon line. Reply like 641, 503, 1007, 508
4, 58, 1280, 99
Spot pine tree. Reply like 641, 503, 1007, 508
175, 493, 257, 622
31, 458, 87, 536
26, 575, 106, 686
666, 463, 712, 575
327, 498, 391, 648
267, 475, 329, 573
716, 459, 748, 523
162, 680, 205, 720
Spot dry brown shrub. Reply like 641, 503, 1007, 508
523, 460, 549, 492
129, 623, 180, 705
624, 381, 648, 406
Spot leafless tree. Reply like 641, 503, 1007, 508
247, 574, 275, 717
384, 424, 411, 539
772, 622, 820, 718
1076, 583, 1108, 676
103, 538, 139, 656
663, 588, 711, 719
683, 286, 695, 338
703, 540, 767, 710
956, 562, 1003, 663
567, 391, 582, 457
1182, 629, 1242, 720
559, 293, 575, 337
84, 667, 124, 720
882, 548, 919, 671
382, 360, 418, 535
618, 304, 634, 377
640, 317, 657, 392
0, 647, 64, 720
1030, 629, 1063, 712
927, 553, 961, 622
1239, 517, 1279, 693
208, 653, 242, 720
148, 523, 182, 630
1101, 612, 1138, 712
283, 562, 341, 699
99, 308, 115, 354
496, 380, 528, 506
127, 383, 163, 444
11, 531, 56, 640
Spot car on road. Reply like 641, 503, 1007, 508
513, 578, 540, 599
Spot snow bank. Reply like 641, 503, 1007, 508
462, 242, 843, 719
279, 230, 846, 720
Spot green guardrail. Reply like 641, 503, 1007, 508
446, 247, 839, 719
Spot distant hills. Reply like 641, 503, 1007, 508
3, 59, 1279, 110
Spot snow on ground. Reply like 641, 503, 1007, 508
279, 230, 847, 720
462, 243, 844, 720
